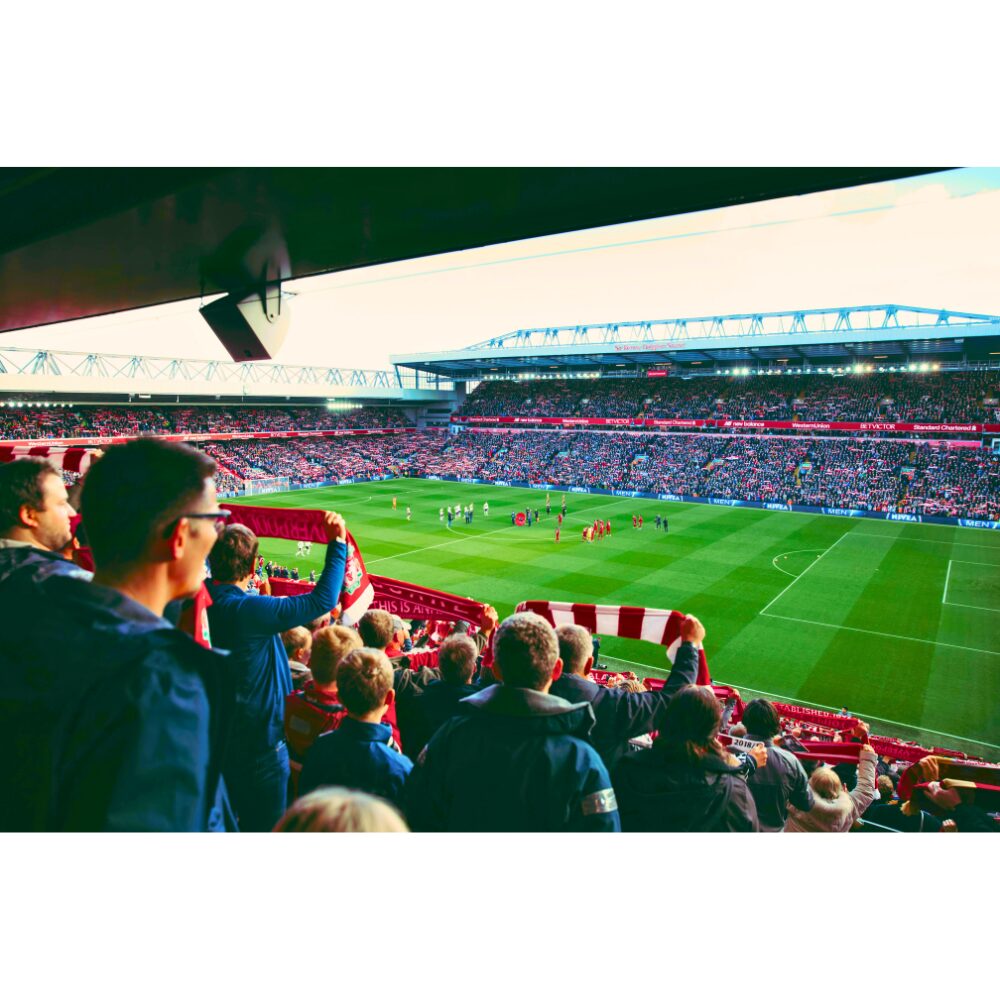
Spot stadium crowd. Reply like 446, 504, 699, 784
202, 432, 444, 486
0, 403, 408, 439
1, 440, 996, 833
211, 430, 999, 519
457, 372, 1000, 423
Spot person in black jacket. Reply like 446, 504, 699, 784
741, 698, 813, 831
400, 633, 480, 757
405, 611, 620, 832
549, 619, 702, 770
614, 684, 765, 832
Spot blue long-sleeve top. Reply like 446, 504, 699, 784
208, 539, 347, 751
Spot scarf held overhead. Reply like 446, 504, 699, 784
516, 600, 711, 686
221, 503, 374, 624
220, 504, 485, 626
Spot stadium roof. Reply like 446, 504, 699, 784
0, 168, 938, 336
391, 305, 1000, 378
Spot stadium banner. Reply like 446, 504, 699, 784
449, 415, 992, 435
0, 426, 417, 448
269, 574, 486, 626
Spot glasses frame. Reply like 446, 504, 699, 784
163, 510, 232, 538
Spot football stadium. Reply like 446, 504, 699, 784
2, 166, 999, 836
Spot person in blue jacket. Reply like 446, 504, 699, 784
0, 441, 235, 831
549, 618, 703, 770
404, 611, 620, 832
207, 513, 347, 831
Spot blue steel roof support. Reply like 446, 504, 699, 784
454, 305, 1000, 352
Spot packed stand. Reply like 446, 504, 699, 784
203, 430, 1000, 519
200, 432, 444, 486
457, 372, 1000, 423
381, 430, 1000, 519
0, 404, 408, 440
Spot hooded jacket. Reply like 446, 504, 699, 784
0, 561, 233, 832
404, 684, 620, 832
613, 743, 760, 832
784, 748, 877, 833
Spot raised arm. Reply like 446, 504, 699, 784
229, 513, 348, 636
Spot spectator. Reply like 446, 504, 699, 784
740, 698, 814, 832
860, 775, 944, 832
298, 648, 414, 808
613, 685, 763, 832
785, 746, 878, 832
0, 439, 234, 831
207, 513, 348, 832
550, 619, 702, 769
0, 457, 86, 585
358, 609, 440, 747
405, 611, 620, 832
285, 624, 364, 761
917, 780, 998, 833
273, 787, 408, 833
400, 633, 480, 758
281, 626, 313, 690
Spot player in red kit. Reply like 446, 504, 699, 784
605, 520, 611, 535
638, 514, 643, 529
557, 512, 563, 526
555, 526, 560, 543
632, 514, 637, 529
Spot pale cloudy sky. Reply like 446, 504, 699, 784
8, 168, 1000, 370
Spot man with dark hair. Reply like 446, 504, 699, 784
741, 698, 813, 832
0, 439, 235, 831
550, 619, 702, 770
298, 648, 413, 807
207, 512, 348, 832
399, 633, 480, 757
405, 611, 620, 832
0, 457, 86, 584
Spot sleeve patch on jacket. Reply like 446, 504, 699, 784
581, 788, 618, 816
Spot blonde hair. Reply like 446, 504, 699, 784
336, 647, 394, 716
810, 766, 844, 801
273, 788, 409, 833
310, 625, 363, 686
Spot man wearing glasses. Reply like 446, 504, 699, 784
0, 438, 236, 831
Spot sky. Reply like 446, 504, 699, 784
8, 167, 1000, 371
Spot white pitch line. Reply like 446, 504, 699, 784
759, 610, 1000, 658
771, 547, 826, 578
602, 654, 1000, 751
942, 559, 953, 606
849, 533, 1000, 550
758, 531, 850, 616
943, 600, 1000, 614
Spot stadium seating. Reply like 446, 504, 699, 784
0, 403, 407, 440
457, 371, 1000, 423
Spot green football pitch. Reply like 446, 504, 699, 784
229, 478, 1000, 758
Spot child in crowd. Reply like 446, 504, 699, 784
297, 648, 414, 809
